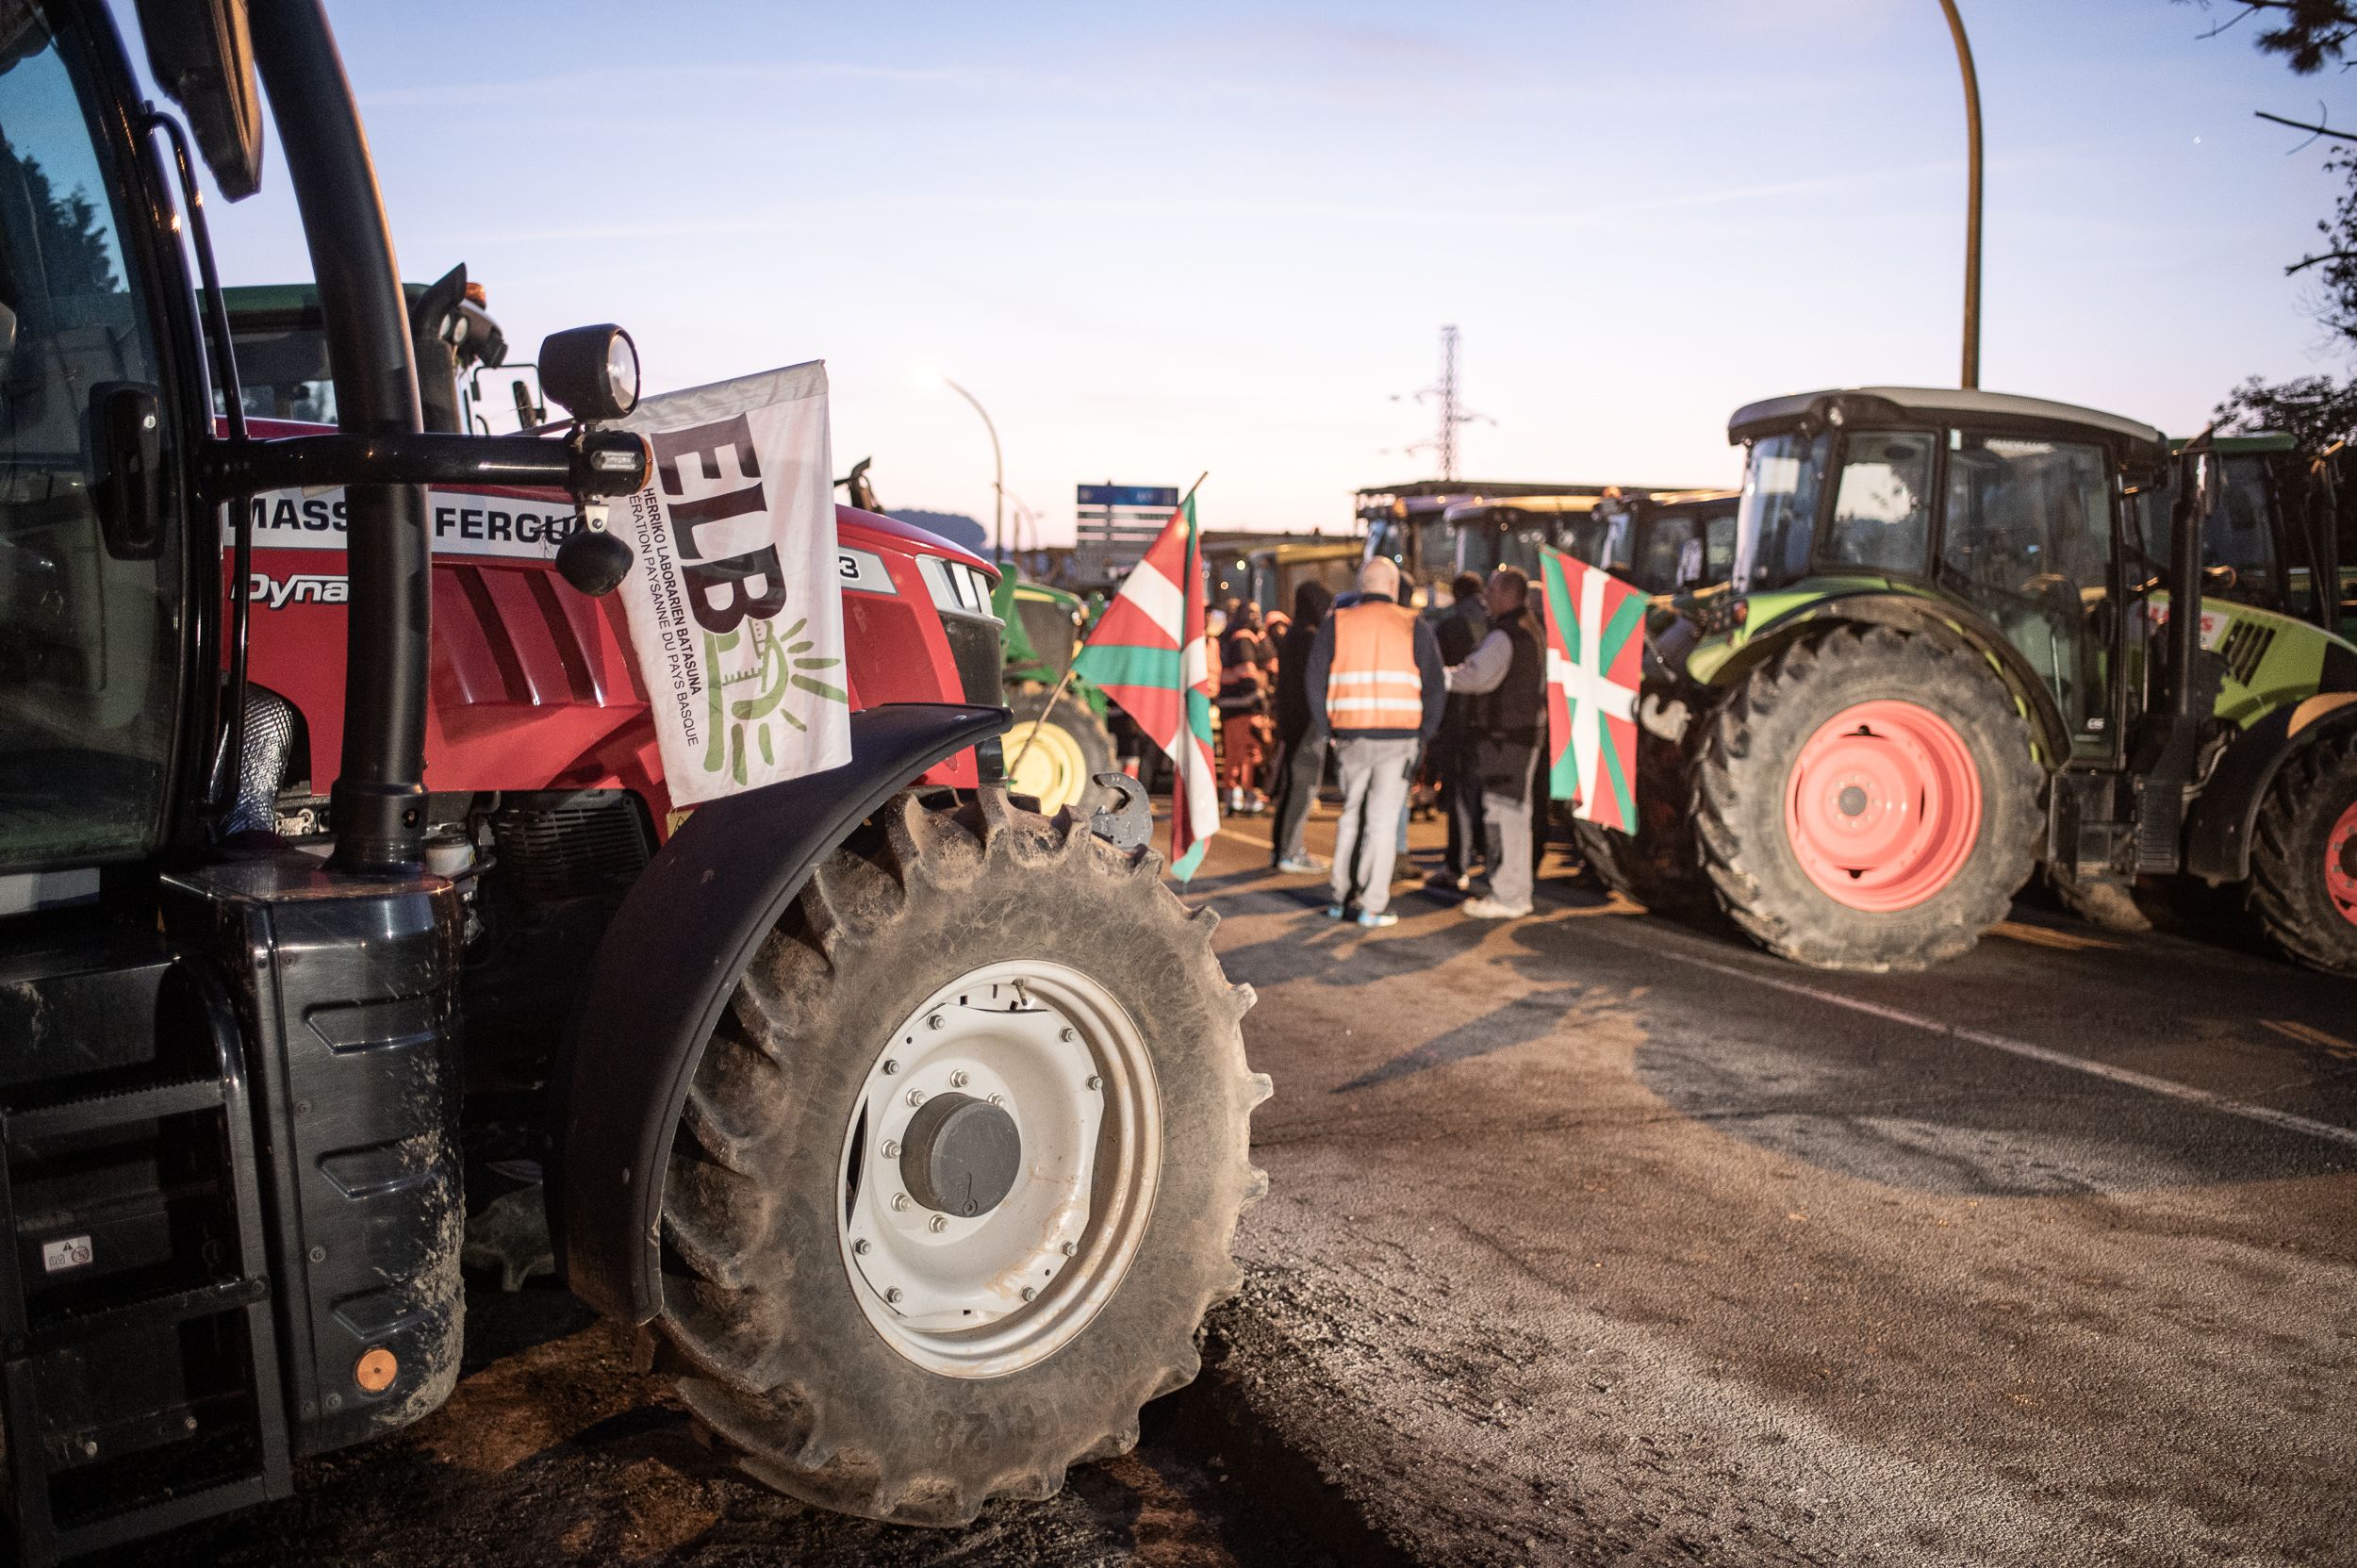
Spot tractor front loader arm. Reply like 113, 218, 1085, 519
552, 702, 1011, 1325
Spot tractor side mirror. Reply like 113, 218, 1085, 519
89, 383, 163, 561
539, 325, 639, 422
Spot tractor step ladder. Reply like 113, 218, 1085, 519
0, 976, 291, 1566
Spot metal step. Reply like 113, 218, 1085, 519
1, 1076, 226, 1144
0, 966, 290, 1565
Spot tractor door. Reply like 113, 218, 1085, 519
0, 9, 191, 883
1935, 433, 2121, 764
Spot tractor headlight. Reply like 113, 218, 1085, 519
538, 324, 641, 421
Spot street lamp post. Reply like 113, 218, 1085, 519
938, 373, 1005, 566
1937, 0, 1985, 389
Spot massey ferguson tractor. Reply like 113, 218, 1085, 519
0, 2, 1264, 1560
1583, 387, 2357, 974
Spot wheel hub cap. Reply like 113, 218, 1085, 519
837, 961, 1162, 1378
1003, 718, 1090, 813
2329, 799, 2357, 929
1783, 699, 1984, 914
899, 1093, 1022, 1217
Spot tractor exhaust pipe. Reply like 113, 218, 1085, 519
2169, 443, 2210, 725
248, 0, 430, 870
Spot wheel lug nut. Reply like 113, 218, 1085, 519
1021, 1286, 1037, 1302
906, 1087, 925, 1107
1061, 1242, 1077, 1257
1059, 1027, 1077, 1043
892, 1194, 911, 1212
853, 1239, 871, 1255
880, 1139, 899, 1158
989, 1094, 1004, 1106
927, 1014, 944, 1031
882, 1059, 899, 1075
929, 1215, 948, 1233
1085, 1075, 1101, 1091
885, 1287, 903, 1305
949, 1069, 970, 1088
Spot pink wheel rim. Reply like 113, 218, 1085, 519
1783, 701, 1983, 913
2328, 799, 2357, 930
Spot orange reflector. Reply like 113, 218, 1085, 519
354, 1347, 398, 1394
463, 281, 487, 307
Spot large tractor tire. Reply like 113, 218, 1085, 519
1692, 626, 2040, 972
654, 790, 1269, 1525
2247, 725, 2357, 974
1569, 730, 1707, 913
1002, 687, 1116, 815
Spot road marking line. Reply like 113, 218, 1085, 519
2262, 1019, 2357, 1059
1571, 924, 2357, 1152
1989, 920, 2119, 952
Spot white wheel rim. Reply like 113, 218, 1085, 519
836, 960, 1161, 1377
1003, 718, 1090, 813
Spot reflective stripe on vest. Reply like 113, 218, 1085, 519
1327, 601, 1423, 731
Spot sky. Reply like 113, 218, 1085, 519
124, 0, 2356, 544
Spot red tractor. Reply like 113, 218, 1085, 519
0, 3, 1263, 1560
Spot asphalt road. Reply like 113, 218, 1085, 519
133, 805, 2355, 1567
1199, 805, 2357, 1568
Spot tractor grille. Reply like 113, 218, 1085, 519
2215, 618, 2276, 688
939, 611, 1006, 708
487, 791, 655, 905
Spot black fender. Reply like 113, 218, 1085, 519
2184, 695, 2357, 883
552, 701, 1011, 1325
1721, 589, 2075, 767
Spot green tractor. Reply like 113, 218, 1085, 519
993, 570, 1119, 813
1588, 387, 2357, 973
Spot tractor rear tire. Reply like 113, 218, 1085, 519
1692, 626, 2040, 972
653, 790, 1268, 1526
2247, 725, 2357, 975
1002, 687, 1116, 816
1568, 730, 1707, 913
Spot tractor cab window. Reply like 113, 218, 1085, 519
0, 13, 181, 870
2206, 454, 2281, 605
1632, 517, 1687, 590
1733, 431, 1830, 590
1938, 435, 2115, 756
227, 322, 337, 424
1823, 432, 1934, 576
1460, 517, 1549, 578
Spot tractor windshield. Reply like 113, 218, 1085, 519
1459, 516, 1552, 578
1732, 431, 1831, 589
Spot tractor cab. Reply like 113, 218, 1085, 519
1442, 493, 1614, 583
1710, 387, 2168, 766
2133, 433, 2347, 637
222, 269, 524, 434
1595, 487, 1741, 596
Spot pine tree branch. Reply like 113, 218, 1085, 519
2255, 107, 2357, 144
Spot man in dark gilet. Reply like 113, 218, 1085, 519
1442, 567, 1544, 918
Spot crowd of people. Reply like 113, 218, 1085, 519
1204, 557, 1551, 927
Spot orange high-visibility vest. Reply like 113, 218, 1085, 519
1326, 601, 1424, 732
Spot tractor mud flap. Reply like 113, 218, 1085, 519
551, 702, 1010, 1326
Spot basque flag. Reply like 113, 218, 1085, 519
1539, 547, 1643, 831
1069, 489, 1220, 879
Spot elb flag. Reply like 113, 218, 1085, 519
1539, 548, 1643, 831
1070, 491, 1220, 880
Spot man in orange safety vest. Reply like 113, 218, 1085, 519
1302, 556, 1446, 926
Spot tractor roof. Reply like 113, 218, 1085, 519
1441, 494, 1606, 523
1729, 387, 2167, 457
2173, 432, 2298, 454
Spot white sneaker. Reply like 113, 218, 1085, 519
1459, 896, 1530, 920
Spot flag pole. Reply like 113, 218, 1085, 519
1008, 474, 1209, 782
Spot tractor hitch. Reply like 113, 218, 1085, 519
1087, 772, 1153, 852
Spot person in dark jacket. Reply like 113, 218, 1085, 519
1428, 571, 1490, 890
1267, 579, 1335, 871
1444, 567, 1545, 918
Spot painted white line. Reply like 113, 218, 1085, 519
1572, 924, 2357, 1152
